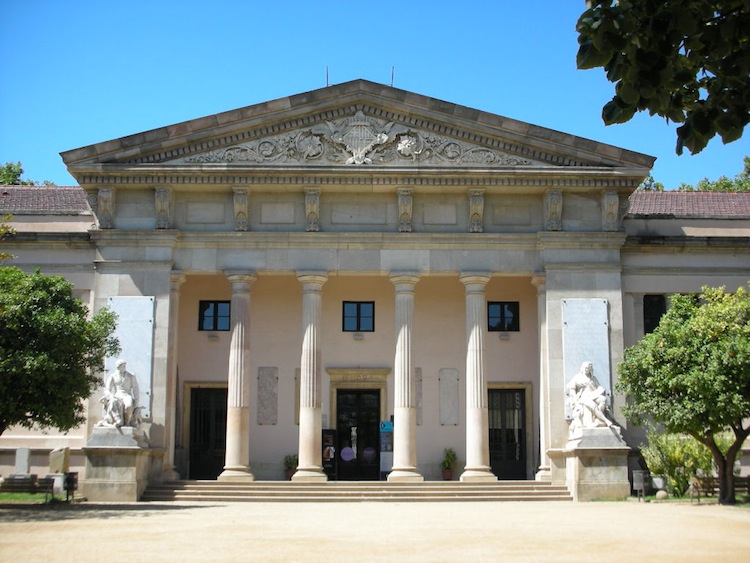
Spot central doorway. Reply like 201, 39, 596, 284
336, 389, 381, 480
488, 388, 527, 480
188, 387, 227, 480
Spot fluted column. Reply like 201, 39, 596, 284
459, 273, 497, 482
219, 272, 257, 481
293, 272, 328, 481
388, 273, 423, 482
532, 274, 551, 481
163, 272, 185, 481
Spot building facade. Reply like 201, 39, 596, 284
1, 80, 748, 499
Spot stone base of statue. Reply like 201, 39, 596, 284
82, 427, 157, 502
562, 426, 631, 501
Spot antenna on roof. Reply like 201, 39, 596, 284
391, 66, 395, 87
326, 66, 330, 87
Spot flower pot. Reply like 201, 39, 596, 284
441, 468, 453, 481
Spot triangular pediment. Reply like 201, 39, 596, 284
61, 79, 654, 181
163, 109, 545, 168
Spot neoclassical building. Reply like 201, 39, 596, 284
1, 80, 748, 499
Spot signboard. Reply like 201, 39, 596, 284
379, 421, 393, 474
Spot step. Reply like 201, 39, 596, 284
141, 480, 573, 503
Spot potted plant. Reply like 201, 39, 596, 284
440, 447, 457, 480
283, 454, 298, 480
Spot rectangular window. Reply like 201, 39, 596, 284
343, 301, 374, 332
199, 300, 231, 331
643, 294, 667, 334
488, 301, 520, 332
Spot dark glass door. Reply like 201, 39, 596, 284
336, 389, 380, 480
189, 387, 227, 480
488, 388, 526, 480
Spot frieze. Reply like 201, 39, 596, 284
180, 110, 534, 168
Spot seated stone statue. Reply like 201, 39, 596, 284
97, 359, 141, 428
566, 361, 614, 439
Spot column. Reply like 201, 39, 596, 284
532, 274, 551, 480
388, 273, 423, 482
162, 271, 185, 481
219, 272, 257, 481
459, 273, 497, 482
293, 272, 328, 481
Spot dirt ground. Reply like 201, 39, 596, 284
1, 499, 749, 562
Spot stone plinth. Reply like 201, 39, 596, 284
82, 427, 154, 502
565, 427, 630, 501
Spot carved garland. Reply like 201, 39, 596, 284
184, 110, 533, 168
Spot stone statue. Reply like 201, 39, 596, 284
566, 361, 614, 438
97, 359, 141, 428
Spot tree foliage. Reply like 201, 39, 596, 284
0, 267, 119, 436
640, 429, 714, 496
677, 155, 750, 191
617, 284, 750, 504
1, 161, 55, 186
0, 214, 14, 263
577, 1, 750, 155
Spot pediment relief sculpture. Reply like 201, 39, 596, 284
175, 110, 536, 168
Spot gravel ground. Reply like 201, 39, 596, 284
1, 499, 749, 562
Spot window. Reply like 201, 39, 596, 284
643, 294, 666, 334
343, 301, 374, 332
488, 302, 520, 332
199, 300, 231, 331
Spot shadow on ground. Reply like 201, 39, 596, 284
0, 502, 213, 523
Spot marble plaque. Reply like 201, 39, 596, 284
439, 368, 460, 426
257, 367, 278, 425
562, 298, 610, 419
106, 296, 155, 419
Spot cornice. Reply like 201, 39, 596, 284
71, 166, 643, 192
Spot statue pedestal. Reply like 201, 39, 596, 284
82, 427, 156, 502
564, 427, 631, 501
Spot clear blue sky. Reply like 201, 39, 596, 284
1, 0, 748, 189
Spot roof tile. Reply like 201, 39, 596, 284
628, 191, 750, 218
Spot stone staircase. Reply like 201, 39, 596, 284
141, 480, 572, 503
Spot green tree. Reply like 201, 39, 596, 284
0, 214, 14, 262
0, 267, 119, 436
617, 285, 750, 504
1, 161, 55, 186
577, 1, 750, 155
677, 155, 750, 191
640, 429, 713, 496
637, 174, 665, 191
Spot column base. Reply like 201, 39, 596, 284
291, 468, 328, 482
535, 465, 552, 482
161, 466, 181, 482
459, 467, 497, 482
387, 469, 424, 482
218, 468, 255, 482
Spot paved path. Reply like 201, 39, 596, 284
1, 500, 749, 562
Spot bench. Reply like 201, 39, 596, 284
0, 475, 54, 495
690, 476, 750, 502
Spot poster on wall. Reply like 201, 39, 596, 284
561, 298, 610, 420
106, 296, 155, 419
